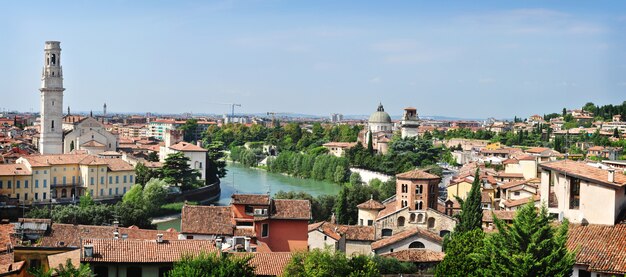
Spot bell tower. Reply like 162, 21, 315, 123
39, 41, 65, 154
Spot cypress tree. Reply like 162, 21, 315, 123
367, 131, 374, 155
476, 203, 575, 276
454, 169, 483, 233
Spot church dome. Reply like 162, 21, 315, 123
368, 103, 392, 123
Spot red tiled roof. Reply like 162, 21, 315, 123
169, 141, 207, 152
495, 172, 525, 178
381, 249, 445, 263
35, 223, 179, 247
356, 199, 385, 210
307, 222, 341, 241
525, 147, 550, 154
0, 260, 24, 275
0, 164, 31, 176
567, 224, 626, 274
181, 205, 233, 235
272, 199, 311, 220
338, 225, 376, 241
539, 160, 626, 188
482, 210, 516, 222
322, 142, 357, 148
232, 194, 270, 205
371, 228, 442, 250
82, 239, 216, 263
234, 252, 293, 276
396, 169, 440, 180
48, 249, 80, 271
499, 179, 535, 190
502, 195, 540, 208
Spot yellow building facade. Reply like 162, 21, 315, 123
0, 153, 135, 204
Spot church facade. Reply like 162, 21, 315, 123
63, 117, 118, 154
358, 103, 421, 155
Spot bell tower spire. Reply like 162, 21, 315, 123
39, 41, 65, 154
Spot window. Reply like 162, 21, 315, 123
16, 193, 19, 200
44, 170, 47, 174
415, 184, 423, 194
62, 176, 66, 185
439, 230, 451, 237
24, 180, 28, 188
381, 229, 393, 237
261, 223, 269, 237
323, 235, 327, 241
397, 216, 405, 227
0, 181, 2, 189
408, 241, 425, 248
186, 235, 194, 240
90, 177, 94, 185
7, 181, 11, 189
100, 189, 104, 196
101, 177, 104, 185
514, 191, 520, 196
130, 175, 134, 183
116, 176, 119, 184
53, 177, 57, 184
245, 206, 254, 214
569, 178, 580, 210
90, 189, 93, 196
72, 176, 75, 184
360, 219, 363, 226
51, 120, 54, 129
43, 193, 46, 200
123, 176, 127, 183
35, 170, 39, 174
427, 217, 436, 229
123, 187, 126, 194
109, 188, 112, 195
35, 180, 39, 188
109, 176, 112, 184
43, 180, 47, 188
416, 201, 423, 210
367, 219, 373, 226
35, 193, 38, 200
24, 193, 28, 200
115, 188, 119, 195
16, 181, 20, 189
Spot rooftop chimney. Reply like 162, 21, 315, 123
84, 244, 93, 258
215, 238, 222, 252
113, 231, 119, 239
197, 140, 202, 148
244, 237, 251, 252
156, 234, 163, 243
608, 168, 615, 183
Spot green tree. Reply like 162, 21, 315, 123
143, 178, 168, 214
135, 162, 158, 186
454, 169, 483, 233
167, 252, 255, 277
78, 193, 94, 208
180, 118, 199, 142
205, 141, 227, 183
367, 131, 374, 155
147, 151, 159, 162
435, 229, 485, 277
161, 152, 201, 190
476, 203, 576, 276
349, 172, 362, 185
282, 249, 379, 277
123, 184, 144, 206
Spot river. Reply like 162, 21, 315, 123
155, 163, 341, 230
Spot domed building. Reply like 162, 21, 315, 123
358, 103, 395, 155
368, 103, 393, 132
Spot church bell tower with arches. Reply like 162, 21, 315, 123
39, 41, 65, 154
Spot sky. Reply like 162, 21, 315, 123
1, 1, 625, 119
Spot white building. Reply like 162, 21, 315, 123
39, 41, 65, 154
63, 117, 118, 155
159, 130, 207, 180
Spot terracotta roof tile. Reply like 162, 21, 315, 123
356, 199, 385, 210
381, 249, 445, 262
567, 224, 626, 274
338, 225, 376, 241
181, 205, 233, 235
0, 164, 31, 176
169, 141, 207, 152
232, 194, 270, 205
499, 179, 536, 190
47, 249, 80, 270
372, 228, 442, 250
502, 195, 540, 208
482, 210, 516, 222
0, 260, 23, 275
495, 172, 525, 178
525, 147, 550, 154
396, 169, 440, 180
82, 239, 216, 263
35, 223, 178, 247
539, 160, 626, 188
234, 252, 292, 276
307, 222, 342, 241
272, 199, 311, 220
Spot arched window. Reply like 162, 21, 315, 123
427, 217, 436, 229
61, 189, 67, 198
70, 141, 75, 151
409, 241, 425, 248
51, 54, 56, 65
439, 230, 451, 237
417, 213, 424, 223
415, 185, 423, 194
381, 229, 393, 237
51, 120, 54, 129
409, 213, 416, 222
416, 201, 423, 210
397, 216, 405, 227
